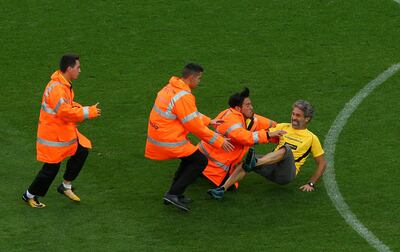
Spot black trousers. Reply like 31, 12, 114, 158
28, 144, 89, 197
168, 149, 208, 195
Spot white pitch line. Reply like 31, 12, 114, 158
323, 63, 400, 252
394, 0, 400, 4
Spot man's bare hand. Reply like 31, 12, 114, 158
222, 137, 234, 152
269, 130, 286, 138
210, 119, 224, 126
94, 102, 101, 116
299, 184, 315, 192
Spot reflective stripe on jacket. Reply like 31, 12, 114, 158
201, 108, 277, 186
36, 70, 98, 163
145, 76, 224, 160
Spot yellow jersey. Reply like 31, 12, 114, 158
269, 123, 324, 174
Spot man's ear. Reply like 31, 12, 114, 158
305, 117, 311, 123
234, 106, 242, 112
186, 75, 194, 85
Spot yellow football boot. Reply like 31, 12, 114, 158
22, 193, 46, 208
57, 184, 81, 202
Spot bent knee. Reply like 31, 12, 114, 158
277, 146, 287, 158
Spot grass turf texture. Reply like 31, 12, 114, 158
0, 0, 399, 251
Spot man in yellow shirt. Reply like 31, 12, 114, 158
208, 100, 327, 198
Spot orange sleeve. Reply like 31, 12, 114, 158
173, 94, 224, 148
72, 101, 82, 108
254, 114, 279, 143
199, 113, 211, 126
254, 114, 277, 130
48, 86, 98, 123
217, 119, 268, 146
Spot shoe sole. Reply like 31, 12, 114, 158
246, 148, 255, 163
163, 197, 189, 212
244, 148, 256, 171
164, 198, 192, 205
29, 202, 46, 208
180, 199, 193, 204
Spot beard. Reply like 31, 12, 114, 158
291, 120, 299, 128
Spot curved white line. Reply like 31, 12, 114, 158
323, 63, 400, 252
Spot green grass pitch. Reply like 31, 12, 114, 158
0, 1, 399, 251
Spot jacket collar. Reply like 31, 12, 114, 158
229, 107, 244, 117
50, 70, 72, 87
229, 108, 246, 123
168, 76, 191, 92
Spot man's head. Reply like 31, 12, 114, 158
60, 54, 81, 81
182, 63, 204, 89
228, 87, 254, 119
291, 100, 314, 129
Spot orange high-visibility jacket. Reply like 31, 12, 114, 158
36, 70, 98, 163
145, 76, 225, 160
201, 108, 277, 187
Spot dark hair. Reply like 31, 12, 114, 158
182, 63, 204, 78
293, 100, 314, 120
228, 87, 250, 108
60, 54, 80, 73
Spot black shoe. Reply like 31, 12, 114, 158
178, 195, 193, 204
163, 195, 192, 205
163, 192, 189, 212
243, 148, 257, 172
207, 187, 225, 199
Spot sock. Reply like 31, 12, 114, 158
26, 190, 35, 199
63, 182, 72, 189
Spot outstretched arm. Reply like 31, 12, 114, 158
299, 155, 327, 192
175, 95, 233, 151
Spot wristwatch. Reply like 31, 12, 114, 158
307, 182, 315, 188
